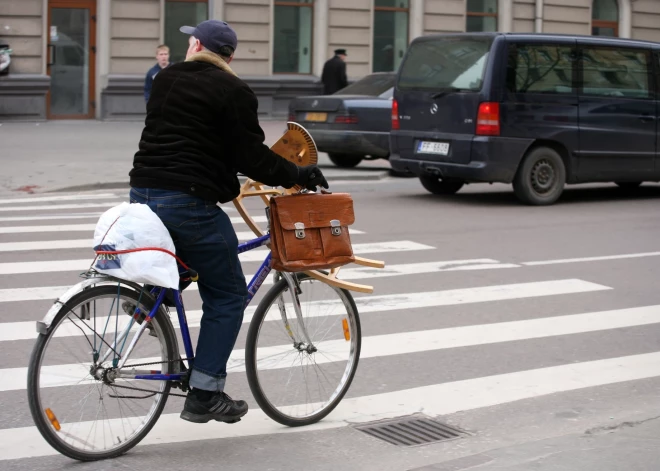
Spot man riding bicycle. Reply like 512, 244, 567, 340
128, 19, 328, 424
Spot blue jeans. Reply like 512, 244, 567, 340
129, 187, 248, 392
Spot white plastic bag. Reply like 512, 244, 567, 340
92, 202, 180, 289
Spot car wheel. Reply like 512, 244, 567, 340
419, 176, 465, 195
328, 154, 364, 168
513, 147, 566, 206
615, 181, 643, 190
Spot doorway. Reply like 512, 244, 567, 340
47, 0, 97, 119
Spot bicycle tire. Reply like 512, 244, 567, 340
27, 285, 178, 461
245, 273, 361, 427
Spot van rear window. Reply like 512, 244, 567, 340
397, 37, 492, 91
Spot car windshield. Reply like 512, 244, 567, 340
398, 36, 493, 91
335, 74, 396, 96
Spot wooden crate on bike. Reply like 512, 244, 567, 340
269, 191, 355, 272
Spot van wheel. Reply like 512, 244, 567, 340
328, 154, 364, 168
419, 176, 465, 195
615, 181, 642, 189
513, 147, 566, 205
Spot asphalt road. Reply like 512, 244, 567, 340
0, 177, 659, 470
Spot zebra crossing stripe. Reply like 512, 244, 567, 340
0, 202, 237, 213
0, 259, 518, 303
9, 300, 656, 390
2, 351, 660, 460
0, 241, 431, 274
0, 279, 609, 342
0, 193, 120, 205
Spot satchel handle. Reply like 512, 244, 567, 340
297, 186, 332, 195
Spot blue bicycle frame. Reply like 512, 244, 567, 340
123, 233, 275, 382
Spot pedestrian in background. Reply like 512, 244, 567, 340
321, 49, 348, 95
144, 45, 171, 103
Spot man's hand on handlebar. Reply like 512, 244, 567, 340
296, 165, 329, 192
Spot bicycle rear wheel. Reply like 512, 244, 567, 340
245, 273, 361, 427
27, 285, 178, 461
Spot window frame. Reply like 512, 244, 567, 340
272, 0, 315, 75
591, 0, 619, 37
372, 1, 410, 73
466, 0, 499, 33
592, 20, 619, 37
505, 41, 579, 97
576, 44, 654, 100
163, 0, 209, 63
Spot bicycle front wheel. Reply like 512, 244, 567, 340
245, 273, 361, 427
27, 285, 178, 461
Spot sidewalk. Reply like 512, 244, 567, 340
0, 120, 392, 196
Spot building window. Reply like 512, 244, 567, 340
164, 0, 208, 63
466, 0, 498, 32
273, 0, 314, 74
373, 1, 409, 73
592, 0, 619, 37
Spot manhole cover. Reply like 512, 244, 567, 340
354, 415, 469, 447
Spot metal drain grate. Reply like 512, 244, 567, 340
354, 415, 469, 447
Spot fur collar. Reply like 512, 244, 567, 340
185, 51, 237, 76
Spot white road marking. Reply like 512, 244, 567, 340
0, 203, 124, 213
0, 213, 103, 223
0, 224, 364, 236
522, 251, 660, 266
0, 258, 515, 303
7, 303, 660, 387
239, 240, 432, 263
0, 230, 366, 251
0, 214, 258, 224
0, 193, 120, 205
1, 279, 609, 341
0, 202, 237, 213
3, 351, 660, 460
0, 240, 430, 273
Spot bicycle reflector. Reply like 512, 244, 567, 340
342, 318, 350, 341
45, 408, 61, 431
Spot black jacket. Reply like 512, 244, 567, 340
129, 52, 299, 204
321, 56, 348, 95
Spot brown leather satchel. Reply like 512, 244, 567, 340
269, 191, 356, 272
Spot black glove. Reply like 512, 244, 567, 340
296, 165, 329, 191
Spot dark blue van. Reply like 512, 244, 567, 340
389, 33, 660, 205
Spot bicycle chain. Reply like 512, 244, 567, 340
105, 357, 192, 399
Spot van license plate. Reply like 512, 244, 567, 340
418, 141, 450, 155
305, 112, 327, 122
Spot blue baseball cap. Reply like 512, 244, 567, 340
180, 20, 238, 54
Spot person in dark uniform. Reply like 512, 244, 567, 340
321, 49, 348, 95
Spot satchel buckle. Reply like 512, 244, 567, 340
330, 219, 342, 236
294, 222, 306, 239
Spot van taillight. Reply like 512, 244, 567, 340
476, 102, 500, 136
392, 99, 400, 130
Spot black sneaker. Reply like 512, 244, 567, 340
180, 389, 248, 424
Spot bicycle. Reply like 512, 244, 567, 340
26, 207, 362, 461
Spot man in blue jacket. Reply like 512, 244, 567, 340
144, 45, 170, 102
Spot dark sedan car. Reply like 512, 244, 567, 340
288, 72, 395, 168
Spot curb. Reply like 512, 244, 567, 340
45, 171, 393, 194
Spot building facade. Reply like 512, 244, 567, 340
0, 0, 658, 121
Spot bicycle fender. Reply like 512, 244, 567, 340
36, 276, 145, 335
